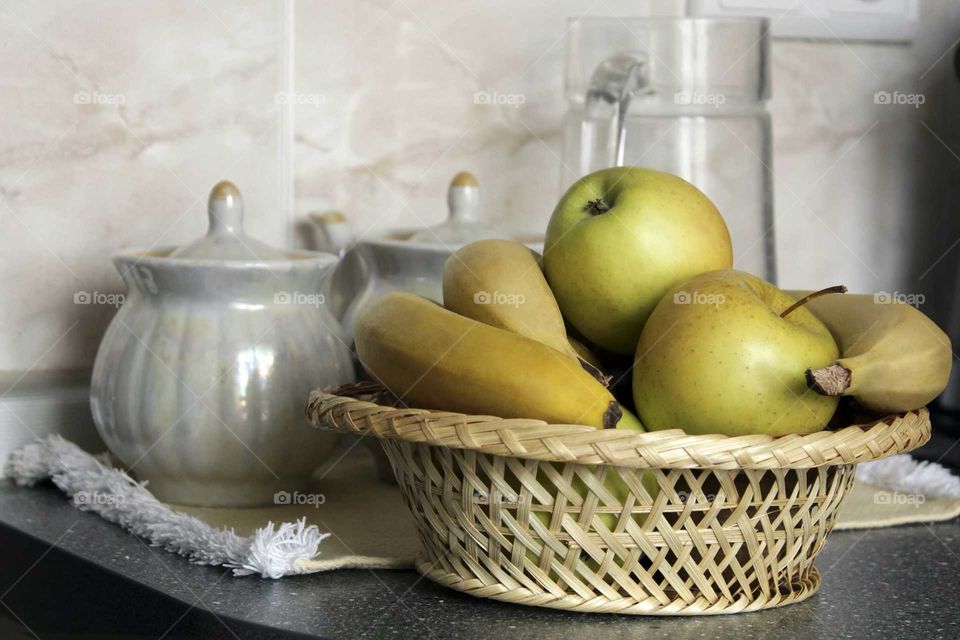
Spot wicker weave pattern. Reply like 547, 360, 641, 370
390, 441, 847, 614
307, 389, 930, 615
308, 391, 930, 469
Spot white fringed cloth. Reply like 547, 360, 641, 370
4, 435, 329, 579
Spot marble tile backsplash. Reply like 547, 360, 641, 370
1, 0, 958, 376
0, 0, 287, 373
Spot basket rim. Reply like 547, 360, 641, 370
306, 388, 931, 469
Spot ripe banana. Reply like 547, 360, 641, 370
443, 239, 608, 383
355, 292, 629, 428
791, 291, 953, 413
568, 334, 602, 368
618, 406, 644, 431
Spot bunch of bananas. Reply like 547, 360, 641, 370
355, 239, 642, 431
355, 239, 655, 527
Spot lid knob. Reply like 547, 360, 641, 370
208, 180, 244, 235
407, 170, 507, 245
167, 180, 290, 261
447, 171, 480, 224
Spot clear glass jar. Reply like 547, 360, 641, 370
563, 17, 775, 282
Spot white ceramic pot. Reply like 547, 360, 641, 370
312, 172, 543, 343
90, 182, 355, 507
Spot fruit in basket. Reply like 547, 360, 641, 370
567, 334, 602, 370
544, 167, 732, 355
617, 406, 643, 430
355, 292, 637, 429
442, 239, 606, 382
795, 292, 953, 413
632, 270, 840, 436
532, 466, 657, 536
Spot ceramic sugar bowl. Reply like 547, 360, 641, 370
311, 172, 543, 343
90, 182, 355, 507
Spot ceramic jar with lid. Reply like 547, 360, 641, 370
311, 172, 543, 343
90, 182, 355, 507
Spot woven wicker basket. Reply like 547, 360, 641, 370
306, 384, 930, 615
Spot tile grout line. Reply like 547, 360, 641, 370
279, 0, 297, 248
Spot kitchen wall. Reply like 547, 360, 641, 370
0, 0, 289, 377
771, 1, 960, 324
1, 0, 958, 381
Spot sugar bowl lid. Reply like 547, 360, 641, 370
168, 181, 289, 261
407, 171, 508, 245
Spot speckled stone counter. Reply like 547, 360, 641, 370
0, 480, 957, 639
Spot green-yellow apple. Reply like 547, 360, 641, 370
632, 270, 840, 436
544, 167, 732, 354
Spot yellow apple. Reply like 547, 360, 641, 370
632, 270, 840, 436
544, 167, 732, 354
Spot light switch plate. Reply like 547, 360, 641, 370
688, 0, 918, 42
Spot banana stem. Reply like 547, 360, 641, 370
780, 285, 848, 318
806, 364, 852, 396
578, 358, 612, 387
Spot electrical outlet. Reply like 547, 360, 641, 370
688, 0, 918, 42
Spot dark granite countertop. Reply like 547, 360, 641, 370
0, 479, 957, 640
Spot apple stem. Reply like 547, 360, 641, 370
586, 198, 611, 215
780, 285, 848, 318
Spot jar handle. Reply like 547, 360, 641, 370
585, 51, 649, 167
